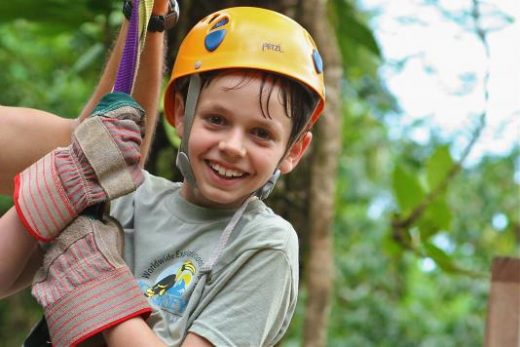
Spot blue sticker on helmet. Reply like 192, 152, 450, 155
205, 30, 227, 52
312, 49, 323, 74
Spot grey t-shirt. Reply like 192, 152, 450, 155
110, 171, 299, 347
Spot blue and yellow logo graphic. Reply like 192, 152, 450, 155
139, 259, 198, 315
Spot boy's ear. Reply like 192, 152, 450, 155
173, 92, 185, 137
279, 131, 313, 174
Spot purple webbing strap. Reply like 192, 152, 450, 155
113, 0, 140, 94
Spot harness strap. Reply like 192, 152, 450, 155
114, 0, 140, 94
113, 0, 154, 94
200, 196, 257, 276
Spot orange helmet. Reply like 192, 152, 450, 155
163, 6, 326, 127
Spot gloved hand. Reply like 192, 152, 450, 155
31, 214, 152, 347
14, 92, 145, 242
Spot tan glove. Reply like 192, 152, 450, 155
14, 92, 145, 242
31, 214, 151, 347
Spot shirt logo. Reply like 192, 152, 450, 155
138, 253, 202, 316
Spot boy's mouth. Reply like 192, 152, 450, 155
207, 161, 247, 179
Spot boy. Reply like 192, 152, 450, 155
0, 6, 326, 347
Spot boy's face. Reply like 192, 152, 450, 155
174, 71, 311, 208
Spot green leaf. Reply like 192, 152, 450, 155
423, 242, 457, 272
423, 242, 485, 277
427, 196, 452, 230
426, 145, 453, 191
331, 0, 381, 58
392, 164, 425, 214
417, 196, 452, 239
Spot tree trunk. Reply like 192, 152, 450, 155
299, 1, 343, 346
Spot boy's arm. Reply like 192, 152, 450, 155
103, 319, 212, 347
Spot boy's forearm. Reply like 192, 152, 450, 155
103, 318, 213, 347
103, 317, 166, 347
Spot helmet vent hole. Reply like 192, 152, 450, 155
207, 14, 220, 24
211, 17, 229, 30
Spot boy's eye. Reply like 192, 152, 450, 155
252, 128, 272, 140
206, 115, 225, 125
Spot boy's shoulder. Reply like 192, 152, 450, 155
213, 200, 299, 283
110, 171, 179, 223
233, 199, 299, 253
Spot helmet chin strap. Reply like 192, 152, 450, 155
256, 169, 280, 200
176, 74, 281, 200
176, 74, 201, 187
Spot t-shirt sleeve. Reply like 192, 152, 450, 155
189, 249, 298, 347
109, 192, 135, 228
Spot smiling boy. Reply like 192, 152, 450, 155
0, 6, 325, 347
100, 8, 325, 345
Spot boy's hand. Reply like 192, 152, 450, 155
31, 215, 151, 347
14, 92, 145, 242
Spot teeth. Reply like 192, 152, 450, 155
209, 162, 244, 178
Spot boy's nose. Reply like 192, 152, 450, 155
218, 130, 246, 158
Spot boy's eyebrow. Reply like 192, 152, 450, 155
198, 102, 232, 116
244, 116, 288, 140
199, 101, 286, 134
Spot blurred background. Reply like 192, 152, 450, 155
0, 0, 518, 346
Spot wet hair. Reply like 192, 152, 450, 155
174, 69, 319, 146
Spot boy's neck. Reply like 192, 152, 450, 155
180, 181, 250, 210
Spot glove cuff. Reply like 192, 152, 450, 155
14, 151, 76, 242
73, 117, 138, 199
45, 266, 151, 347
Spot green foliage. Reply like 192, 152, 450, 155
163, 117, 181, 149
0, 196, 13, 216
392, 164, 426, 214
288, 0, 517, 344
0, 0, 114, 28
0, 21, 102, 116
329, 0, 381, 60
0, 289, 42, 346
426, 146, 453, 190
